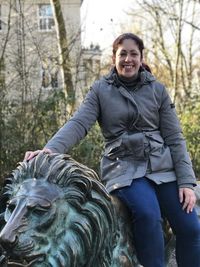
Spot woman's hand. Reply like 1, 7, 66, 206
24, 148, 53, 161
179, 187, 196, 213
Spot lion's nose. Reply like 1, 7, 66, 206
0, 229, 18, 249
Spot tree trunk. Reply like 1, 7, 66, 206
50, 0, 75, 113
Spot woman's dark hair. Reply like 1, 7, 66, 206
112, 33, 152, 73
112, 33, 144, 58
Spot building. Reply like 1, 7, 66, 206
0, 0, 101, 103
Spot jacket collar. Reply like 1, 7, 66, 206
104, 67, 156, 87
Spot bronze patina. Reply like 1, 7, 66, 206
0, 153, 199, 267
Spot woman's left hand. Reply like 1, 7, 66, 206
179, 187, 196, 213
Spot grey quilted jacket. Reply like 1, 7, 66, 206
45, 68, 196, 192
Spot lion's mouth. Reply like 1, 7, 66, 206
1, 238, 45, 266
7, 253, 45, 267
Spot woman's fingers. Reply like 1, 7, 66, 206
179, 187, 196, 213
24, 148, 53, 161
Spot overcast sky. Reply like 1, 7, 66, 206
81, 0, 134, 53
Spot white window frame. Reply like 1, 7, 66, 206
38, 4, 55, 31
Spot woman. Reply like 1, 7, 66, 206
24, 33, 200, 267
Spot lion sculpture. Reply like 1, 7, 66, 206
0, 153, 199, 267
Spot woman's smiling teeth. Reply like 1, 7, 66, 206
123, 65, 133, 70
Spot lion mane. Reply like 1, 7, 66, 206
0, 153, 138, 267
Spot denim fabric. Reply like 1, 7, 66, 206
112, 178, 200, 267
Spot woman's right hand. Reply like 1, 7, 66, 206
24, 148, 53, 161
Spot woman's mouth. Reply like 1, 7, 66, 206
123, 65, 134, 71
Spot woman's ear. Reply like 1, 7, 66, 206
112, 55, 116, 65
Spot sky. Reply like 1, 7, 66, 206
81, 0, 134, 54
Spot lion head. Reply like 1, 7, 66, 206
0, 153, 136, 267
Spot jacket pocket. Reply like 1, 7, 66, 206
104, 138, 124, 159
105, 133, 147, 160
122, 132, 146, 159
100, 156, 128, 181
148, 134, 174, 172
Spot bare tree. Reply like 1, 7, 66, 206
0, 0, 81, 179
128, 0, 200, 109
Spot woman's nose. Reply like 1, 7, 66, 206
125, 53, 131, 61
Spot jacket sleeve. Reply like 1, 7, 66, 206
159, 86, 196, 187
44, 83, 100, 153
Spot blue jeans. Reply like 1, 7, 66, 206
112, 178, 200, 267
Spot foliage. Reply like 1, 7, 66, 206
0, 88, 104, 186
0, 90, 67, 185
180, 100, 200, 179
127, 0, 200, 109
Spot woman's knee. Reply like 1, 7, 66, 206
183, 224, 200, 239
175, 215, 200, 239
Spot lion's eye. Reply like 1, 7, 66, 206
32, 207, 48, 216
4, 203, 16, 221
7, 203, 16, 213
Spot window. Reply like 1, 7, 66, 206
41, 67, 58, 89
51, 71, 58, 88
39, 4, 55, 31
41, 58, 59, 89
42, 68, 50, 88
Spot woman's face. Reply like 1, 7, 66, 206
113, 39, 142, 78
